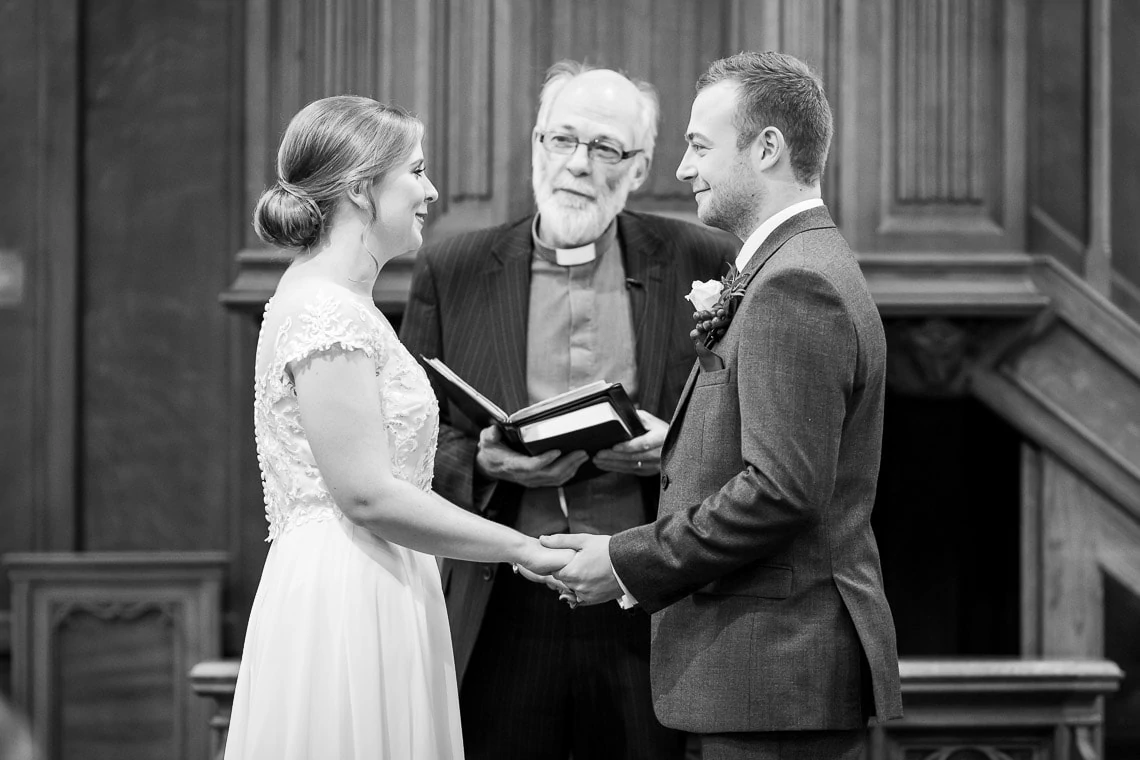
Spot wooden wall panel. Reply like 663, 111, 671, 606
1110, 0, 1140, 324
894, 1, 991, 207
840, 0, 1026, 252
1026, 0, 1088, 274
0, 0, 44, 607
1040, 453, 1104, 657
0, 0, 83, 670
1027, 449, 1140, 668
244, 0, 436, 250
80, 0, 239, 550
447, 0, 493, 202
730, 0, 839, 213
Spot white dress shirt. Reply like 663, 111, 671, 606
734, 197, 824, 272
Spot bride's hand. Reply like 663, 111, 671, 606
514, 561, 580, 608
514, 564, 571, 593
517, 539, 576, 576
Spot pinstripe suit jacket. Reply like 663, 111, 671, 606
400, 211, 735, 683
608, 206, 904, 733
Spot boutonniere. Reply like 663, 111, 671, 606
685, 266, 748, 350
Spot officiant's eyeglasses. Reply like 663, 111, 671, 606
537, 131, 643, 165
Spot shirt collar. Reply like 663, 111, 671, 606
531, 214, 618, 266
735, 198, 824, 271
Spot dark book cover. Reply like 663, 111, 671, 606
421, 356, 646, 460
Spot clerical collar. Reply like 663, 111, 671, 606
531, 214, 618, 266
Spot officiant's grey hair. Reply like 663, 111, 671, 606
535, 61, 660, 160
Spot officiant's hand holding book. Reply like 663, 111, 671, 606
420, 356, 647, 458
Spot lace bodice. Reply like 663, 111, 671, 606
253, 285, 439, 540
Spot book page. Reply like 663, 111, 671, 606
509, 380, 611, 422
517, 400, 630, 443
423, 357, 507, 422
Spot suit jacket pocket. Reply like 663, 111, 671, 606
698, 564, 793, 599
694, 367, 732, 388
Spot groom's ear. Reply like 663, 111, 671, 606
750, 126, 784, 173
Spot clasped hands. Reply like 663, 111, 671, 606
481, 410, 666, 607
515, 533, 624, 608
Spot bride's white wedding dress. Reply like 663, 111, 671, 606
225, 283, 464, 759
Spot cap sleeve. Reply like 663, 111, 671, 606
260, 289, 388, 403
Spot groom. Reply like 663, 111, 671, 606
542, 52, 903, 759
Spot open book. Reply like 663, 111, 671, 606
420, 356, 646, 457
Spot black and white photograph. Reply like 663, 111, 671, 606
1, 1, 1138, 759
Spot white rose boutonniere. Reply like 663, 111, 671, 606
688, 265, 750, 350
684, 279, 723, 312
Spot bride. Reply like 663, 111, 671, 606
224, 96, 574, 759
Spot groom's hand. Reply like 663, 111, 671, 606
476, 426, 589, 487
541, 533, 623, 605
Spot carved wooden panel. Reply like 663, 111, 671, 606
4, 553, 226, 760
57, 602, 180, 758
878, 660, 1122, 760
891, 737, 1048, 760
893, 1, 991, 206
840, 0, 1026, 252
80, 0, 239, 551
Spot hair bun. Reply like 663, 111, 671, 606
253, 183, 322, 250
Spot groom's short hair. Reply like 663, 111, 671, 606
698, 52, 833, 186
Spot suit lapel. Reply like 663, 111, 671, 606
738, 205, 836, 289
480, 224, 532, 414
660, 206, 837, 455
618, 213, 671, 417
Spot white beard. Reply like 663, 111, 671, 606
534, 176, 632, 247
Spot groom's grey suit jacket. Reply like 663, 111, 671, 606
609, 205, 904, 733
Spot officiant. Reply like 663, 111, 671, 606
400, 61, 734, 760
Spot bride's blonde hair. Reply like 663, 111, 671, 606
254, 96, 424, 251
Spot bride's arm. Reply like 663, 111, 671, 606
291, 347, 571, 575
